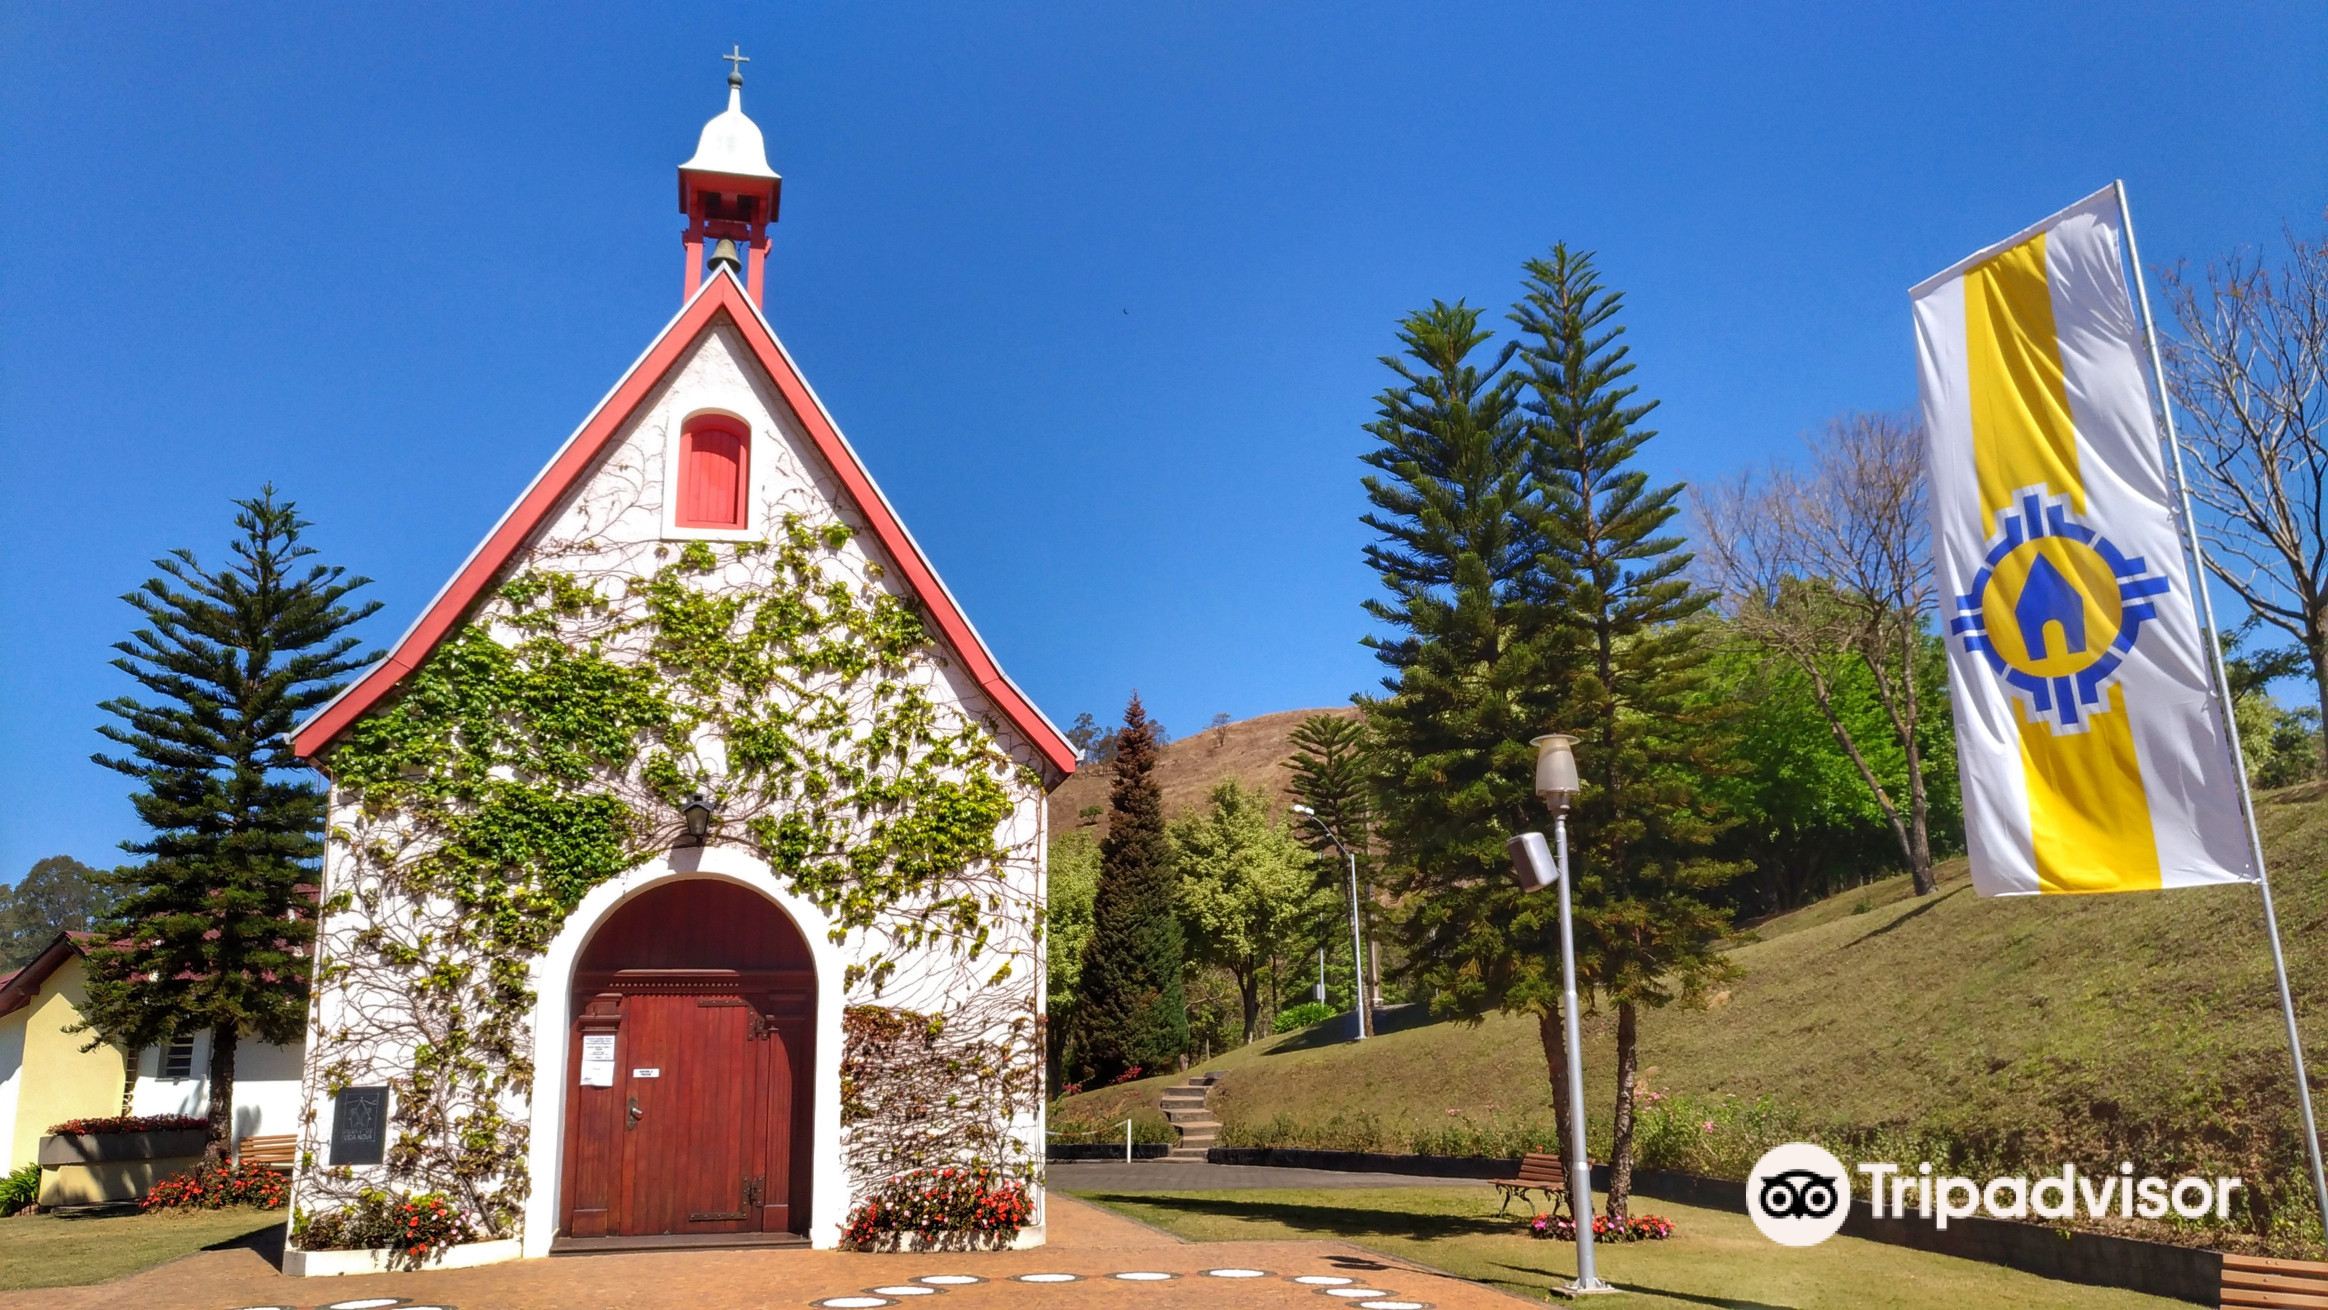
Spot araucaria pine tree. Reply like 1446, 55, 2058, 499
1285, 713, 1374, 878
1514, 246, 1738, 1222
1284, 712, 1379, 1003
85, 488, 379, 1160
1067, 695, 1187, 1080
1361, 303, 1588, 1152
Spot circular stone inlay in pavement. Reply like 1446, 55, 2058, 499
917, 1276, 982, 1286
1113, 1272, 1175, 1281
873, 1288, 939, 1297
1293, 1276, 1355, 1286
819, 1298, 894, 1308
1322, 1289, 1392, 1299
1015, 1274, 1080, 1283
1205, 1269, 1269, 1279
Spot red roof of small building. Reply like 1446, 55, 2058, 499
289, 272, 1076, 782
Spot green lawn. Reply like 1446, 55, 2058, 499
0, 1207, 283, 1290
1070, 1185, 2181, 1309
1058, 782, 2328, 1251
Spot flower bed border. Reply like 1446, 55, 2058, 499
282, 1237, 523, 1278
37, 1129, 210, 1166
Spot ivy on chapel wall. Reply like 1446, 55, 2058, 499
295, 467, 1047, 1242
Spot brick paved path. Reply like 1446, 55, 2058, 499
0, 1194, 1533, 1310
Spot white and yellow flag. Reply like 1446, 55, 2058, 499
1913, 183, 2256, 896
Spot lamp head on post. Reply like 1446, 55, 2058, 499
1506, 830, 1559, 891
1531, 733, 1580, 815
680, 792, 719, 845
1291, 802, 1333, 844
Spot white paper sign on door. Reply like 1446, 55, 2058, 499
580, 1034, 616, 1088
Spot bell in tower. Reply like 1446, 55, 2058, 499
678, 47, 782, 305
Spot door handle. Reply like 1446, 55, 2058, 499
627, 1095, 643, 1129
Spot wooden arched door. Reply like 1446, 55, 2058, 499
559, 880, 814, 1242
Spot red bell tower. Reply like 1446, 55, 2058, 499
679, 47, 782, 306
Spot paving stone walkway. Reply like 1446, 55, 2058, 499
2, 1192, 1532, 1310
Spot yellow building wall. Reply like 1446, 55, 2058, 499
9, 955, 128, 1168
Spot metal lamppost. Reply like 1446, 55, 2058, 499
1292, 803, 1369, 1041
1506, 733, 1615, 1297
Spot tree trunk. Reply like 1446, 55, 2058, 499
1238, 967, 1262, 1045
2311, 620, 2328, 779
1536, 1006, 1574, 1172
204, 1024, 238, 1165
1605, 1001, 1640, 1224
1899, 631, 1938, 895
1807, 668, 1926, 893
1906, 794, 1937, 895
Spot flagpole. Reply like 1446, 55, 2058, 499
2114, 179, 2328, 1243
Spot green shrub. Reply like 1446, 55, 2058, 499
0, 1163, 38, 1216
1408, 1112, 1563, 1159
1274, 1001, 1336, 1031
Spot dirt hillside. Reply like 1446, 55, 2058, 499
1046, 706, 1360, 834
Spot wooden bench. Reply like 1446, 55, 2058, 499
2222, 1253, 2328, 1308
235, 1134, 296, 1173
1492, 1152, 1575, 1216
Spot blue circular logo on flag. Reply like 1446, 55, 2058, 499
1950, 489, 2170, 733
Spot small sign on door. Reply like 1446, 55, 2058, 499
580, 1034, 616, 1088
632, 1067, 662, 1079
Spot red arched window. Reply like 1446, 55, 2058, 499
676, 417, 749, 529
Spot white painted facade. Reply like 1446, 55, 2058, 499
0, 1014, 25, 1171
291, 308, 1051, 1262
128, 1032, 306, 1144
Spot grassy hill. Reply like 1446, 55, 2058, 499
1046, 706, 1358, 834
1057, 780, 2328, 1253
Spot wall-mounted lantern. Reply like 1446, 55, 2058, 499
680, 792, 719, 844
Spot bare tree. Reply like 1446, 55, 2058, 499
2162, 225, 2328, 776
1698, 412, 1941, 894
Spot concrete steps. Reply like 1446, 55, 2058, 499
1160, 1073, 1220, 1160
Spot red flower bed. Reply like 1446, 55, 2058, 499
1528, 1211, 1676, 1242
296, 1189, 474, 1267
47, 1114, 206, 1135
841, 1165, 1035, 1248
143, 1160, 288, 1211
391, 1193, 470, 1264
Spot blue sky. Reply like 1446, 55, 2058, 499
2, 2, 2322, 880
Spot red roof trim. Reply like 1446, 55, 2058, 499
290, 273, 1076, 779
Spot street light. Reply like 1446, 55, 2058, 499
1505, 732, 1616, 1297
1292, 803, 1369, 1041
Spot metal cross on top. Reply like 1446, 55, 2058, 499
722, 45, 750, 84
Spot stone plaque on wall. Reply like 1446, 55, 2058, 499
329, 1086, 389, 1166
